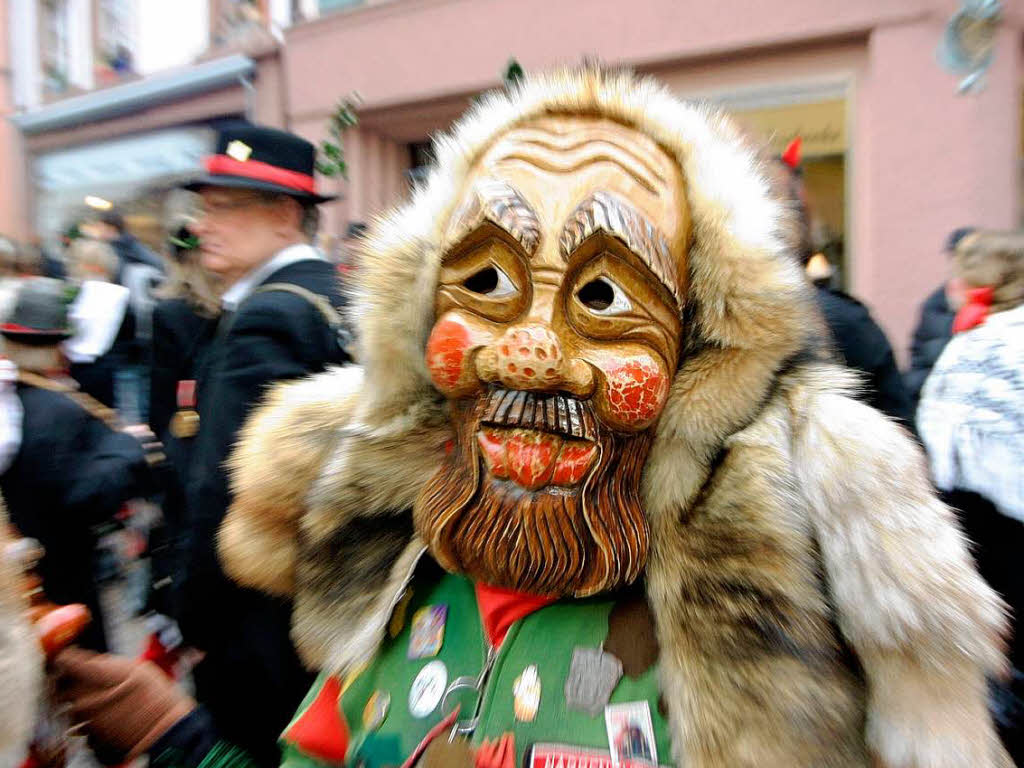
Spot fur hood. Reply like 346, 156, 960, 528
220, 68, 1008, 767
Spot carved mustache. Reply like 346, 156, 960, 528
478, 387, 599, 442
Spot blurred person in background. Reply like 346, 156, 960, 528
96, 207, 165, 280
772, 139, 912, 425
0, 278, 157, 652
177, 123, 350, 766
917, 229, 1024, 762
34, 233, 68, 281
145, 211, 220, 634
905, 226, 975, 416
95, 208, 165, 421
65, 237, 134, 409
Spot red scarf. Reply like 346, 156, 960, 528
953, 285, 995, 333
475, 582, 555, 647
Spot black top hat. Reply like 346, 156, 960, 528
182, 122, 337, 204
1, 277, 75, 345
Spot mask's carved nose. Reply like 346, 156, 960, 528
493, 325, 563, 390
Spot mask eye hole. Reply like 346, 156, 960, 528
463, 265, 516, 298
576, 277, 632, 315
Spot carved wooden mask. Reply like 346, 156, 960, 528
415, 115, 690, 596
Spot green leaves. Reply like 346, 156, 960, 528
503, 58, 525, 88
316, 93, 361, 179
168, 234, 200, 251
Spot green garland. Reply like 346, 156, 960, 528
316, 94, 361, 179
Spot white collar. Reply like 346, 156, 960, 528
221, 243, 325, 311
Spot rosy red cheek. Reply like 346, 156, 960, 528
425, 319, 471, 392
604, 359, 670, 428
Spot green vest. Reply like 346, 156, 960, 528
280, 565, 669, 768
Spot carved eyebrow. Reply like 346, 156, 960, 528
447, 179, 541, 255
559, 191, 682, 308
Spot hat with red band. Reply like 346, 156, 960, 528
182, 122, 337, 204
1, 277, 75, 345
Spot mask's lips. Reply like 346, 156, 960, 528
477, 427, 597, 490
477, 388, 600, 490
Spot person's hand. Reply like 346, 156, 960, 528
53, 648, 195, 764
122, 424, 166, 466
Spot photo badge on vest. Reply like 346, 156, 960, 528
605, 701, 658, 766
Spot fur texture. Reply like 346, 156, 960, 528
221, 68, 1008, 767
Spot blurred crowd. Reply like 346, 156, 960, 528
0, 120, 1020, 767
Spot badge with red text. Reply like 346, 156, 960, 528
604, 701, 658, 766
408, 604, 447, 659
526, 743, 671, 768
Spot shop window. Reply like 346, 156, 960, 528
215, 0, 266, 45
40, 0, 71, 95
731, 98, 849, 288
405, 141, 435, 186
96, 0, 136, 84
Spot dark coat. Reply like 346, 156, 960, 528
814, 286, 913, 426
69, 308, 135, 409
0, 383, 151, 651
905, 285, 955, 416
150, 298, 217, 441
146, 298, 217, 619
111, 233, 164, 281
942, 489, 1024, 764
183, 258, 349, 767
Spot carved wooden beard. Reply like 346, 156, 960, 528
414, 388, 652, 597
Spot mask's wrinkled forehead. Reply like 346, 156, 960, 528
445, 115, 690, 307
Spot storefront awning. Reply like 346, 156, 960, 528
10, 54, 254, 135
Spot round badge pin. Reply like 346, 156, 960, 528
363, 690, 390, 731
409, 660, 448, 719
513, 664, 541, 722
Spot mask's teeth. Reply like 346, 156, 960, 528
505, 390, 529, 425
482, 388, 598, 440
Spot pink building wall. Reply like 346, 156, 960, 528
851, 19, 1022, 359
286, 0, 1023, 366
0, 5, 29, 241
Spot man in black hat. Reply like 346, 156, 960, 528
0, 278, 155, 652
178, 122, 350, 766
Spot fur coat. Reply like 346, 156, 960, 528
219, 69, 1009, 768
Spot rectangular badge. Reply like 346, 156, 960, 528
604, 701, 658, 766
526, 743, 668, 768
407, 604, 447, 659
